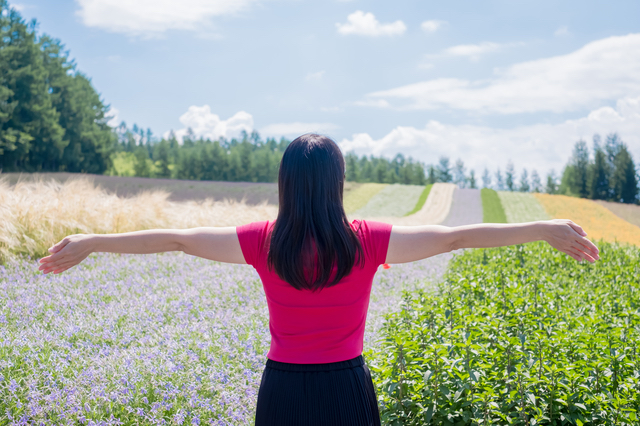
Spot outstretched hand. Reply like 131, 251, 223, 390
38, 234, 94, 274
545, 219, 599, 263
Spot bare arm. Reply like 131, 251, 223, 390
385, 219, 600, 264
38, 227, 246, 274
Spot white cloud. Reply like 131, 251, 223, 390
336, 11, 406, 37
362, 33, 640, 114
421, 20, 446, 33
106, 106, 120, 127
353, 99, 390, 108
305, 70, 325, 82
442, 41, 513, 60
75, 0, 258, 36
260, 122, 339, 138
340, 96, 640, 176
165, 105, 254, 142
555, 26, 570, 37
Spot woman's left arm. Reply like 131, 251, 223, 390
385, 219, 600, 264
39, 227, 246, 274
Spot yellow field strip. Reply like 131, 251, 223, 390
343, 183, 388, 214
534, 193, 640, 246
361, 183, 456, 226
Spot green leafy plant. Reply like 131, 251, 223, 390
366, 241, 640, 425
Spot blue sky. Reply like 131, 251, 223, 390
11, 0, 640, 176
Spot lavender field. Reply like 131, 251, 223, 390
0, 252, 451, 425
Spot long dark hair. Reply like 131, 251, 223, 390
267, 133, 364, 291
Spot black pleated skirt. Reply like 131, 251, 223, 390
254, 355, 381, 426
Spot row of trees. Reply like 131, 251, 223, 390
0, 1, 116, 173
560, 134, 638, 204
111, 126, 288, 183
110, 125, 430, 185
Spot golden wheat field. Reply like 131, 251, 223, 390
0, 177, 278, 261
534, 193, 640, 246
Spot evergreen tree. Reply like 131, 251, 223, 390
437, 157, 452, 183
345, 152, 359, 182
494, 168, 505, 191
453, 158, 467, 188
546, 170, 558, 194
0, 4, 64, 171
519, 168, 530, 192
611, 144, 638, 203
530, 170, 542, 193
567, 140, 590, 198
0, 2, 114, 172
427, 165, 438, 184
133, 147, 151, 177
153, 139, 171, 178
589, 135, 609, 200
505, 161, 515, 191
468, 169, 477, 189
482, 168, 492, 188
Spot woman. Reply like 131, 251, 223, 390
38, 134, 599, 426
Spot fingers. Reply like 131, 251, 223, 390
48, 238, 70, 254
565, 246, 597, 263
574, 237, 599, 259
567, 220, 587, 237
40, 260, 76, 274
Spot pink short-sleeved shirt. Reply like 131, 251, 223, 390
236, 219, 393, 364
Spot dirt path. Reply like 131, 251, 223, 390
440, 188, 483, 227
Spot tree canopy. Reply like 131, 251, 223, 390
0, 1, 116, 173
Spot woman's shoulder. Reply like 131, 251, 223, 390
350, 219, 393, 235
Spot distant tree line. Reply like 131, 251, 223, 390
109, 125, 288, 183
417, 133, 638, 204
560, 134, 638, 204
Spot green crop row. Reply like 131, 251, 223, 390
366, 242, 640, 425
481, 188, 507, 223
405, 185, 433, 216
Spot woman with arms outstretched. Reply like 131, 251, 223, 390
39, 134, 599, 426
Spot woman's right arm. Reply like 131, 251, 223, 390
38, 227, 246, 274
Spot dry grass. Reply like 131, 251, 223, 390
534, 193, 640, 246
0, 177, 277, 262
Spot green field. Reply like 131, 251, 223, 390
498, 191, 550, 223
481, 188, 507, 223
